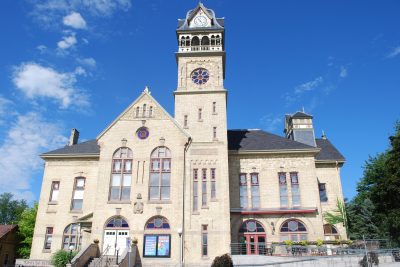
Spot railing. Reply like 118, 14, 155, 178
94, 245, 111, 267
68, 243, 100, 267
231, 243, 272, 256
179, 45, 223, 52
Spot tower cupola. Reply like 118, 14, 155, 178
284, 111, 316, 147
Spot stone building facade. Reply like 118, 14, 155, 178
30, 3, 346, 266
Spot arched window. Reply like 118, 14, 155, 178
143, 104, 147, 117
191, 36, 200, 46
149, 147, 171, 200
180, 36, 185, 46
143, 216, 171, 258
185, 36, 190, 47
135, 107, 139, 117
201, 36, 210, 46
62, 223, 81, 250
149, 106, 153, 117
145, 216, 170, 230
239, 220, 265, 233
105, 216, 129, 228
211, 35, 216, 46
323, 224, 340, 240
280, 219, 308, 242
110, 147, 133, 201
216, 35, 221, 46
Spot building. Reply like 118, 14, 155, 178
0, 225, 18, 266
30, 3, 346, 266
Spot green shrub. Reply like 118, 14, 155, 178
316, 239, 324, 247
283, 240, 293, 246
211, 253, 233, 267
51, 250, 78, 267
299, 240, 309, 246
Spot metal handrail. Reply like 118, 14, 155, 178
94, 245, 111, 267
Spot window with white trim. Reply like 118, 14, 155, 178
202, 168, 207, 207
290, 172, 300, 206
149, 147, 171, 200
110, 147, 133, 201
49, 181, 59, 202
193, 169, 198, 211
44, 227, 53, 250
211, 168, 216, 199
239, 173, 248, 208
279, 172, 288, 207
251, 173, 260, 209
71, 177, 85, 210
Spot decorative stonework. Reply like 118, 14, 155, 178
134, 194, 144, 214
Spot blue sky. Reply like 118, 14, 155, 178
0, 0, 399, 202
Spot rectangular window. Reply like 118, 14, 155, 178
110, 158, 132, 201
210, 168, 216, 199
71, 177, 85, 210
213, 127, 217, 139
44, 227, 53, 250
290, 172, 300, 206
49, 181, 60, 202
202, 169, 207, 207
251, 173, 260, 209
212, 102, 216, 113
279, 172, 288, 207
193, 169, 198, 212
143, 234, 171, 258
239, 173, 248, 209
319, 183, 328, 202
198, 108, 202, 121
201, 225, 208, 257
184, 115, 188, 127
143, 104, 147, 117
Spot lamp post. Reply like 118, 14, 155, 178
68, 245, 75, 263
177, 228, 183, 267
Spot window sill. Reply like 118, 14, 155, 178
183, 126, 189, 129
201, 256, 210, 260
201, 206, 209, 209
147, 200, 172, 204
198, 119, 203, 122
321, 201, 329, 204
48, 201, 58, 205
213, 138, 219, 142
70, 210, 83, 214
192, 211, 200, 215
107, 201, 132, 204
210, 198, 218, 202
42, 249, 51, 253
212, 112, 218, 115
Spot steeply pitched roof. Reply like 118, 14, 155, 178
177, 2, 224, 31
41, 140, 100, 157
0, 225, 17, 239
228, 130, 317, 151
315, 138, 345, 162
291, 111, 313, 119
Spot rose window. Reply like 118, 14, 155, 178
191, 68, 209, 85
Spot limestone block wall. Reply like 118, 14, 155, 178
30, 159, 99, 259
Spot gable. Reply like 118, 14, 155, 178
97, 89, 190, 140
188, 8, 212, 28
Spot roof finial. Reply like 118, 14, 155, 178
144, 85, 150, 94
322, 130, 327, 140
302, 106, 305, 113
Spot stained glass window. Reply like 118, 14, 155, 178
280, 220, 308, 242
239, 220, 265, 233
145, 216, 170, 229
191, 68, 210, 85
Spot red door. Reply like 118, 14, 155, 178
244, 234, 266, 255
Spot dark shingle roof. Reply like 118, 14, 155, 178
42, 140, 100, 156
291, 111, 313, 119
228, 130, 316, 151
0, 225, 17, 239
315, 138, 345, 161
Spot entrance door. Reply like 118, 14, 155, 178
244, 234, 266, 255
103, 230, 129, 255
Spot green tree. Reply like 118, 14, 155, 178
0, 192, 28, 224
17, 203, 38, 258
346, 198, 379, 240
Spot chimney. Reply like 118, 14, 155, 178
68, 128, 79, 146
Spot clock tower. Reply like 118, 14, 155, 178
174, 3, 231, 263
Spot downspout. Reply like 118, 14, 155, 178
182, 137, 192, 266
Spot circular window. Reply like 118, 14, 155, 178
246, 221, 257, 232
137, 127, 149, 140
154, 218, 163, 228
191, 68, 209, 85
288, 221, 298, 232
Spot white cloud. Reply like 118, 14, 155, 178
294, 77, 323, 94
260, 114, 282, 132
12, 62, 90, 109
340, 66, 348, 78
387, 46, 400, 58
0, 112, 67, 201
57, 34, 77, 50
77, 57, 96, 68
63, 12, 87, 29
36, 45, 47, 53
0, 96, 13, 117
74, 66, 87, 76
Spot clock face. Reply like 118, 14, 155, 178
191, 68, 209, 85
194, 16, 208, 27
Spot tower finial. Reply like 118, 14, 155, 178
322, 130, 327, 140
144, 85, 150, 94
302, 106, 305, 113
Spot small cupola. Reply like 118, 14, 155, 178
284, 110, 316, 147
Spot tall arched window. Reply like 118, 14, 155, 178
185, 36, 190, 47
110, 147, 133, 201
143, 216, 171, 258
191, 36, 200, 46
180, 36, 185, 46
280, 219, 308, 242
216, 35, 221, 46
201, 36, 210, 46
211, 35, 216, 46
149, 147, 171, 200
62, 223, 81, 250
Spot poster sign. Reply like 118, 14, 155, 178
143, 234, 171, 258
144, 235, 157, 256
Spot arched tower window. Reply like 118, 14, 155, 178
62, 223, 81, 250
211, 35, 216, 46
191, 36, 200, 46
143, 104, 147, 117
185, 36, 190, 47
149, 147, 171, 200
180, 36, 185, 46
216, 35, 221, 46
280, 219, 308, 242
201, 36, 210, 46
110, 147, 133, 201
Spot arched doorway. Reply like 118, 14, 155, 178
238, 220, 266, 255
103, 216, 129, 255
143, 216, 171, 258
